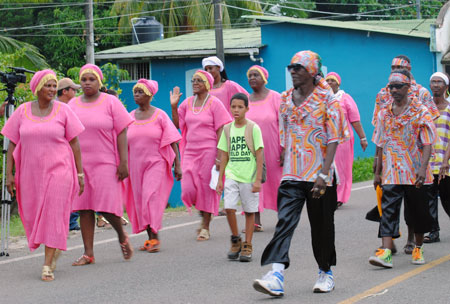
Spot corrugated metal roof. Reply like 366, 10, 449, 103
244, 15, 432, 39
95, 27, 262, 59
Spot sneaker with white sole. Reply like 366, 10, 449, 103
411, 247, 425, 265
313, 270, 335, 293
253, 270, 284, 297
369, 248, 393, 268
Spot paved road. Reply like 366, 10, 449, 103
1, 181, 450, 304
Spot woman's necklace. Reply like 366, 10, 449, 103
192, 94, 209, 115
35, 101, 53, 121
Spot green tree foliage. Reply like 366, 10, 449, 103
0, 0, 129, 75
312, 0, 444, 20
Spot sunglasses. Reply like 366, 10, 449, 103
287, 64, 304, 72
388, 83, 408, 90
191, 79, 206, 84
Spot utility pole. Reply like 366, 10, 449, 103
85, 0, 95, 64
416, 0, 421, 19
213, 0, 225, 64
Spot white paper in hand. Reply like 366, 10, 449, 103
209, 165, 220, 190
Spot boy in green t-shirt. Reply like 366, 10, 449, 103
216, 93, 264, 262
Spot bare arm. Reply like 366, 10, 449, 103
69, 137, 85, 195
312, 141, 338, 199
252, 148, 264, 193
440, 142, 450, 181
215, 126, 224, 170
351, 121, 368, 151
216, 149, 229, 196
170, 87, 182, 129
116, 128, 129, 181
5, 142, 16, 196
373, 146, 383, 190
171, 142, 182, 181
416, 144, 432, 188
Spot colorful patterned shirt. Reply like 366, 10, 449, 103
372, 81, 439, 127
279, 78, 349, 185
372, 97, 437, 185
430, 104, 450, 175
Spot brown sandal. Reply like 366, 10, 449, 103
72, 254, 95, 266
120, 234, 134, 260
147, 239, 160, 253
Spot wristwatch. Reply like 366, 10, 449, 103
318, 173, 330, 183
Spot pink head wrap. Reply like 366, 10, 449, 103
290, 50, 322, 77
325, 72, 341, 86
133, 79, 158, 97
29, 69, 57, 95
79, 64, 103, 86
247, 65, 269, 84
193, 70, 214, 91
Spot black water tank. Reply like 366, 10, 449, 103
132, 16, 164, 44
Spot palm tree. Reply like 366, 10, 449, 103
0, 36, 48, 70
111, 0, 263, 38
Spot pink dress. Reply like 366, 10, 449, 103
178, 95, 232, 214
210, 80, 248, 114
334, 90, 360, 204
126, 109, 181, 234
1, 101, 84, 251
69, 93, 133, 216
247, 90, 282, 212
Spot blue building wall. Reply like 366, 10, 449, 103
118, 55, 260, 207
116, 24, 435, 207
258, 22, 435, 158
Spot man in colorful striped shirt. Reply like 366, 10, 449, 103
252, 50, 348, 297
370, 69, 436, 268
425, 72, 450, 243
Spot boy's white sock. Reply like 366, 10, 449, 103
272, 263, 285, 272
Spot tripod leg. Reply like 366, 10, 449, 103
1, 203, 5, 256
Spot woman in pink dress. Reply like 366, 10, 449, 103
69, 64, 134, 265
126, 79, 182, 252
325, 72, 367, 207
202, 56, 248, 114
246, 65, 283, 231
2, 70, 85, 281
171, 70, 232, 241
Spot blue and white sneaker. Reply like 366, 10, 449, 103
253, 270, 284, 297
313, 269, 335, 293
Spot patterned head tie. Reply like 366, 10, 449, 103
290, 50, 322, 80
391, 57, 411, 69
29, 69, 57, 95
247, 65, 268, 84
133, 79, 159, 97
389, 72, 411, 84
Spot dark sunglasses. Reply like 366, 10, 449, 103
388, 83, 408, 90
287, 64, 304, 72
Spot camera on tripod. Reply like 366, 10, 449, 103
0, 67, 29, 89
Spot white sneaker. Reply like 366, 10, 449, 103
253, 270, 284, 297
313, 270, 335, 293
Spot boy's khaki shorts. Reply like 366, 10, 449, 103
224, 178, 259, 213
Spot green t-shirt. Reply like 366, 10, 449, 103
217, 121, 264, 183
